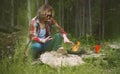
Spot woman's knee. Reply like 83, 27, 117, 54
54, 33, 62, 39
31, 43, 42, 49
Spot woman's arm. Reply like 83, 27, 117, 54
52, 18, 66, 35
30, 20, 40, 42
52, 18, 73, 44
30, 19, 52, 43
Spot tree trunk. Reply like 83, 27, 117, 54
99, 0, 104, 40
36, 0, 39, 9
61, 0, 64, 28
88, 0, 92, 35
78, 0, 82, 37
75, 0, 79, 37
27, 0, 31, 25
11, 0, 14, 26
58, 0, 61, 26
45, 0, 48, 4
66, 9, 69, 33
82, 0, 85, 36
1, 1, 4, 25
85, 0, 89, 36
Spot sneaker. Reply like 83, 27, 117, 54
57, 47, 68, 55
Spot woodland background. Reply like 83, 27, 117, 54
0, 0, 120, 58
0, 0, 120, 38
0, 0, 120, 74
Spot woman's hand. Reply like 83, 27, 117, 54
63, 34, 74, 45
40, 36, 53, 43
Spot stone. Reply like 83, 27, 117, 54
39, 51, 84, 67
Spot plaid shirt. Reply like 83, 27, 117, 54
30, 17, 66, 42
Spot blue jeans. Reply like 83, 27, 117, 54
30, 33, 62, 59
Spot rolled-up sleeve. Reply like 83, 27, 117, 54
30, 20, 40, 42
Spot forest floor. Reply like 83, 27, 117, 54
0, 32, 120, 74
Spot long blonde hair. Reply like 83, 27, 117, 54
37, 4, 55, 21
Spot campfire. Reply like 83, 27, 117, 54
72, 41, 80, 52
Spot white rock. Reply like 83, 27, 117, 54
108, 44, 120, 49
39, 51, 84, 67
81, 53, 105, 58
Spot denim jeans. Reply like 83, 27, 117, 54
30, 33, 62, 59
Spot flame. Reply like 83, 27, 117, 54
95, 45, 101, 53
72, 41, 80, 52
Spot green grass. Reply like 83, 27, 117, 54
0, 34, 120, 74
0, 58, 112, 74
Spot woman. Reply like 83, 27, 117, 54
29, 4, 73, 59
